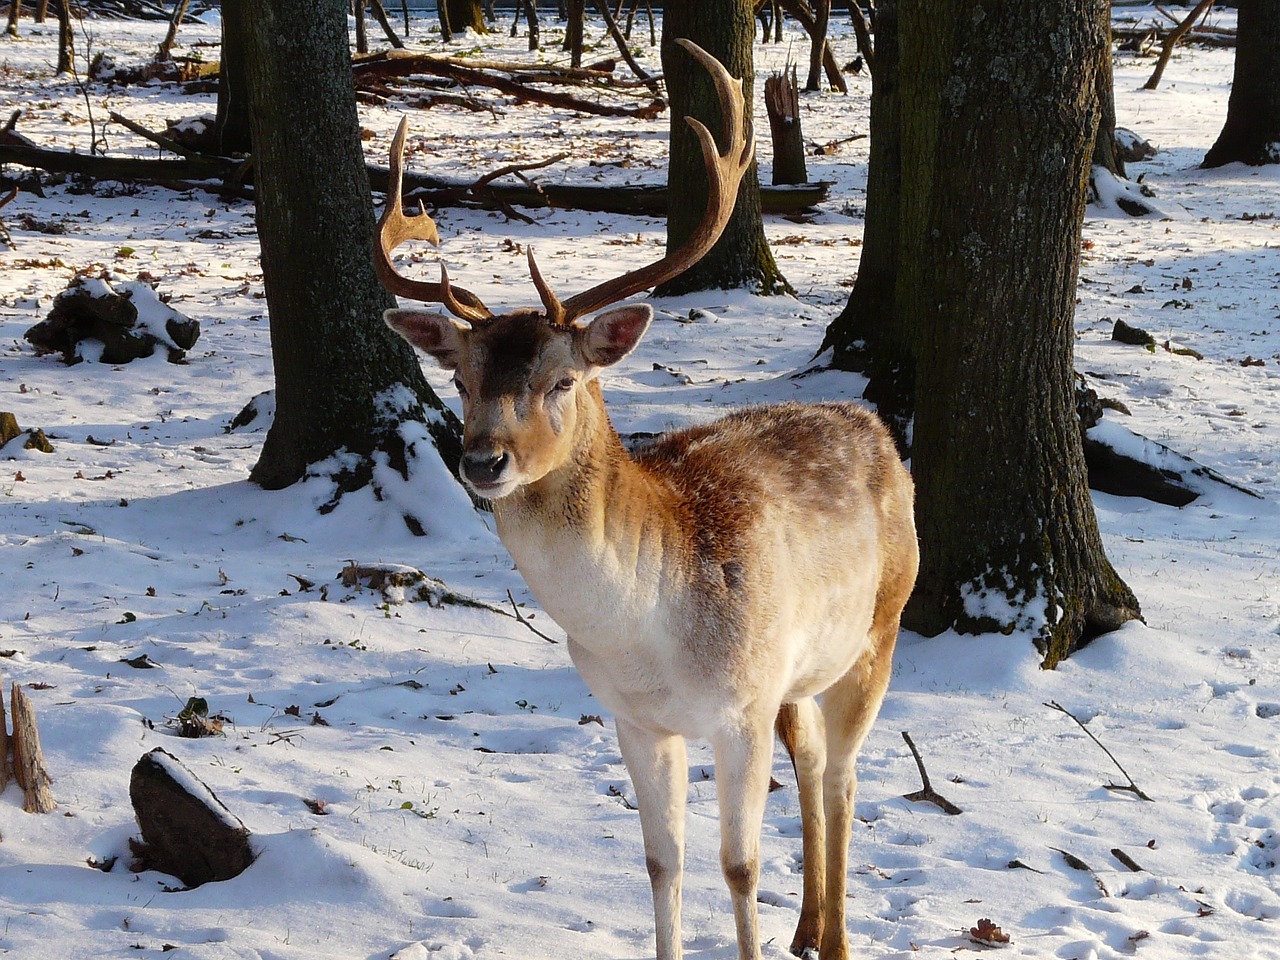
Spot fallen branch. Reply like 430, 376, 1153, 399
353, 51, 666, 119
0, 139, 829, 215
900, 731, 962, 815
1045, 701, 1153, 801
1051, 847, 1111, 898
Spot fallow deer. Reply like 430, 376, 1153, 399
376, 40, 919, 960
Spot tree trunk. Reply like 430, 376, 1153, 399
901, 0, 1141, 665
1202, 0, 1280, 167
5, 0, 19, 38
157, 0, 191, 61
354, 0, 369, 53
55, 0, 73, 75
806, 0, 831, 91
562, 0, 584, 66
235, 0, 462, 505
820, 0, 914, 444
445, 0, 488, 34
215, 0, 252, 156
1091, 13, 1126, 180
655, 1, 789, 296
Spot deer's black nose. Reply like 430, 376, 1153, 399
461, 450, 510, 487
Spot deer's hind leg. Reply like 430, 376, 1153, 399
775, 698, 827, 958
817, 630, 897, 960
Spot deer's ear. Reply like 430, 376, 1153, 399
576, 304, 652, 368
385, 309, 468, 370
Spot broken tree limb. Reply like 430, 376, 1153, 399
765, 65, 808, 185
1045, 701, 1153, 802
11, 683, 55, 813
591, 0, 662, 96
901, 731, 962, 815
1143, 0, 1215, 90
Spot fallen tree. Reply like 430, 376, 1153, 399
0, 139, 830, 215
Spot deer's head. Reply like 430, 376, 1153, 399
378, 40, 752, 500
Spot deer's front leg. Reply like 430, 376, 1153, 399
713, 719, 776, 960
616, 718, 688, 960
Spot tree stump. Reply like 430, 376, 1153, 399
129, 748, 254, 888
11, 684, 55, 813
765, 66, 808, 186
0, 411, 54, 455
24, 275, 200, 365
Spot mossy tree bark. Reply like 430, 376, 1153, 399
236, 0, 462, 510
825, 0, 1141, 666
444, 0, 489, 35
1202, 0, 1280, 167
215, 0, 252, 156
818, 0, 913, 446
655, 1, 789, 296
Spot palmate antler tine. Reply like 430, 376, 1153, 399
545, 38, 755, 328
374, 117, 492, 324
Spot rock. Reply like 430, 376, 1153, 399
1114, 128, 1157, 163
24, 275, 200, 365
1111, 318, 1156, 347
129, 748, 254, 888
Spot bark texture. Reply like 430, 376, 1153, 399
825, 0, 1141, 665
655, 1, 789, 296
444, 0, 488, 34
236, 0, 461, 503
215, 0, 252, 155
1202, 0, 1280, 167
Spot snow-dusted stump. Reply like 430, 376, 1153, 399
0, 411, 53, 455
24, 275, 200, 365
129, 748, 254, 888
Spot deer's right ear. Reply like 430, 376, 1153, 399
385, 309, 468, 370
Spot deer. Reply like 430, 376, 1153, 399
375, 39, 919, 960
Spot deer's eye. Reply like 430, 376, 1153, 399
549, 377, 575, 395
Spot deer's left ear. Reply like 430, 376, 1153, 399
576, 304, 653, 369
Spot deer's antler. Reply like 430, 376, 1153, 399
539, 38, 754, 327
374, 118, 492, 325
376, 40, 752, 329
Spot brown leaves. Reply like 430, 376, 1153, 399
969, 919, 1011, 946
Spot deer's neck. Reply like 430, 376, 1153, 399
493, 383, 681, 641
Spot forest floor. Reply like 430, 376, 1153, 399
1, 7, 1278, 960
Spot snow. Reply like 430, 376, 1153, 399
1, 7, 1279, 959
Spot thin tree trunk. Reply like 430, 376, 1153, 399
806, 0, 832, 91
656, 1, 789, 296
55, 0, 73, 75
36, 0, 49, 25
216, 0, 252, 155
563, 0, 584, 67
367, 0, 404, 49
6, 0, 19, 38
1203, 0, 1280, 166
354, 0, 369, 53
157, 0, 190, 61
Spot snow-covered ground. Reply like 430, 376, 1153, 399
1, 8, 1278, 959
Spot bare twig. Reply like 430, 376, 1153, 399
1045, 701, 1153, 801
901, 731, 962, 815
506, 590, 559, 644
